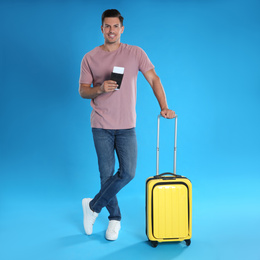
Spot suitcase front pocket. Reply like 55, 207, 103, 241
152, 183, 189, 239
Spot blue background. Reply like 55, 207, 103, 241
1, 0, 260, 259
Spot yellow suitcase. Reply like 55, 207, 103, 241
146, 115, 192, 247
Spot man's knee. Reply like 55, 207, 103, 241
120, 168, 135, 183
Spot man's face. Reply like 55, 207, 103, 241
101, 17, 124, 44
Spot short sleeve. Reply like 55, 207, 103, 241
138, 47, 155, 74
79, 55, 93, 84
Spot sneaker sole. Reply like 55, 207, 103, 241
82, 198, 92, 235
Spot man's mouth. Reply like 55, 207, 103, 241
108, 34, 116, 39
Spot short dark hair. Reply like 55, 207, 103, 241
101, 9, 124, 26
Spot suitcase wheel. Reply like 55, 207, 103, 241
185, 239, 191, 246
150, 241, 158, 248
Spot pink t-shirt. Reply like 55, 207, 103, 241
79, 43, 154, 129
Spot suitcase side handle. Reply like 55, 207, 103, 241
156, 115, 178, 176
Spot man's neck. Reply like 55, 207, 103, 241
101, 42, 121, 52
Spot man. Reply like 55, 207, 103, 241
79, 9, 175, 241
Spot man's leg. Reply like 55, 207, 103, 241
91, 128, 121, 220
90, 128, 137, 214
105, 128, 138, 240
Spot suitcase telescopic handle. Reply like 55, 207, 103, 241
156, 114, 178, 176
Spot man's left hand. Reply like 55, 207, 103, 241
160, 109, 176, 119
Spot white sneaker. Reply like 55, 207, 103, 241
82, 198, 98, 235
105, 220, 121, 241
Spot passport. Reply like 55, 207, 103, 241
111, 66, 124, 90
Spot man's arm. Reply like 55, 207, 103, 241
79, 81, 118, 99
143, 69, 176, 119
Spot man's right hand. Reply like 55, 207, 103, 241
79, 80, 118, 100
100, 80, 118, 93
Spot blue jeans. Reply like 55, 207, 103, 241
90, 128, 137, 221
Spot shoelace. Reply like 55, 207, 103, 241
108, 222, 120, 232
88, 209, 98, 224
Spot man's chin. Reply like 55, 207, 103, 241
105, 39, 119, 44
